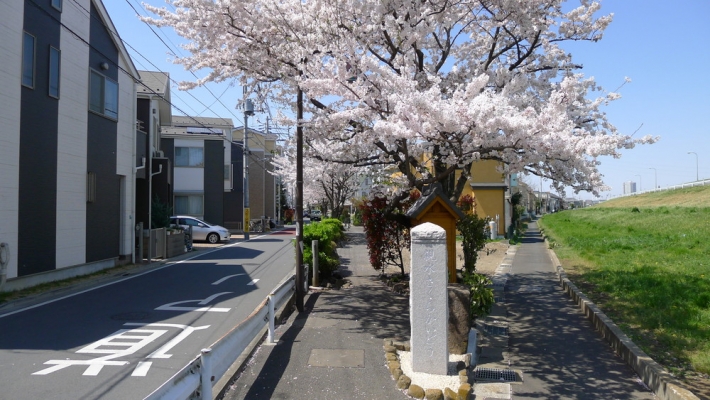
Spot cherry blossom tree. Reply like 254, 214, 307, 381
144, 0, 656, 206
271, 141, 362, 220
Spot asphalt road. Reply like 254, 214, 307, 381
0, 230, 296, 400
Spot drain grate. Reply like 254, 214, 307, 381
474, 367, 518, 382
481, 324, 509, 336
491, 278, 507, 288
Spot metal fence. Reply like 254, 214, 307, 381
609, 179, 710, 199
144, 274, 296, 400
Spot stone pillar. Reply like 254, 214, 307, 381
410, 222, 449, 375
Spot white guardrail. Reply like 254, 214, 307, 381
144, 274, 296, 400
609, 179, 710, 199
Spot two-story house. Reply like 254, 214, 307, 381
161, 116, 245, 230
0, 0, 139, 290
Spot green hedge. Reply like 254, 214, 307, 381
302, 218, 344, 281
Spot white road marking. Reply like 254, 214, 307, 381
132, 361, 152, 377
212, 274, 245, 285
155, 292, 232, 312
33, 323, 210, 377
124, 323, 210, 359
247, 279, 260, 286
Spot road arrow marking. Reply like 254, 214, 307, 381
155, 292, 232, 312
212, 273, 245, 285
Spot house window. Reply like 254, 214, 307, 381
224, 165, 231, 181
89, 70, 118, 119
51, 0, 62, 11
174, 194, 203, 215
175, 147, 204, 167
49, 47, 60, 98
22, 32, 35, 88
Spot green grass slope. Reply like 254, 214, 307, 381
539, 185, 710, 395
597, 184, 710, 208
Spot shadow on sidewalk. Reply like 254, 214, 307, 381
236, 293, 321, 400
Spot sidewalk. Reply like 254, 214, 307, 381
221, 226, 410, 399
474, 220, 655, 399
221, 223, 656, 400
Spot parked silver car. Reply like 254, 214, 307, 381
170, 216, 230, 244
310, 210, 322, 221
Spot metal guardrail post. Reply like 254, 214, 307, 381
200, 348, 212, 400
312, 240, 319, 287
304, 264, 309, 293
267, 295, 276, 343
147, 275, 297, 400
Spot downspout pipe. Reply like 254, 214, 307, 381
0, 242, 10, 291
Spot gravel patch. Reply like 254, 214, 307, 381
398, 351, 468, 391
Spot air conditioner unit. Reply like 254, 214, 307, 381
154, 150, 164, 158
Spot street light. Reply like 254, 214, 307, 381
649, 168, 657, 190
635, 174, 642, 192
688, 152, 698, 181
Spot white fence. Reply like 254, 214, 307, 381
144, 274, 296, 400
610, 179, 710, 199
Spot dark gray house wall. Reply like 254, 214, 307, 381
85, 1, 120, 263
17, 1, 61, 276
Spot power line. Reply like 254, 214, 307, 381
65, 0, 244, 128
118, 0, 246, 124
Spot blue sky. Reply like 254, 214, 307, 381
104, 0, 710, 199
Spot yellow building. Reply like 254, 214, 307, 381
458, 160, 509, 237
390, 156, 510, 237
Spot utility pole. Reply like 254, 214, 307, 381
295, 87, 305, 312
264, 118, 268, 222
243, 88, 254, 240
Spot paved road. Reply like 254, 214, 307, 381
0, 230, 295, 400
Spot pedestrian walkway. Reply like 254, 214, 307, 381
221, 223, 656, 400
475, 220, 654, 399
222, 226, 410, 399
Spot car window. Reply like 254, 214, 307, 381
184, 218, 200, 227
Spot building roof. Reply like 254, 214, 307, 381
137, 70, 170, 95
405, 183, 465, 220
172, 116, 234, 128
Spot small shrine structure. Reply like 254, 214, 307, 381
406, 184, 465, 283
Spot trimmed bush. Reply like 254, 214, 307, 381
302, 218, 344, 280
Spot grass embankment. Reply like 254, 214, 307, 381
539, 185, 710, 385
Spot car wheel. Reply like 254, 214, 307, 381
207, 233, 219, 244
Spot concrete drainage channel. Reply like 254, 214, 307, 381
471, 247, 522, 400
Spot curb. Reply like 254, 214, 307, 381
546, 245, 699, 400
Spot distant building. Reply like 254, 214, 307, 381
161, 116, 243, 229
623, 181, 637, 194
232, 127, 278, 224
